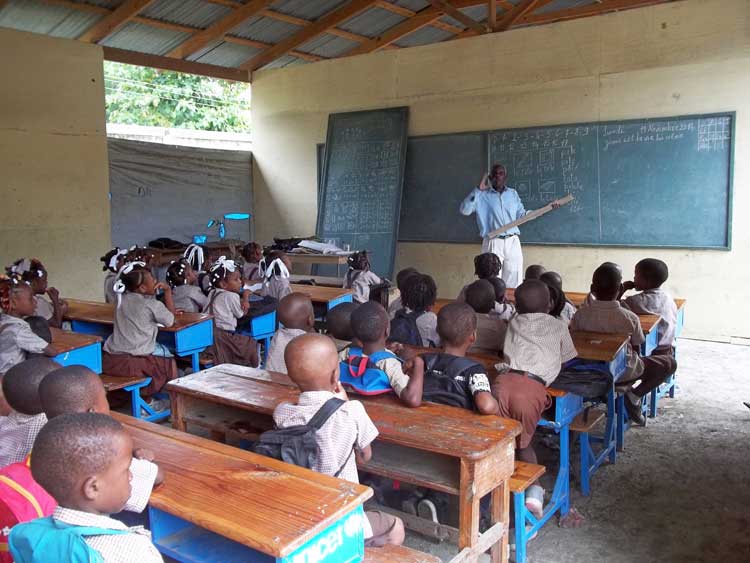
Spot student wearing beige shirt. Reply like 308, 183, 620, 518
464, 280, 507, 357
266, 293, 315, 374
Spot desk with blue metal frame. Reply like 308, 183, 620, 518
64, 299, 213, 373
649, 299, 685, 416
112, 412, 370, 563
289, 284, 353, 311
51, 328, 102, 373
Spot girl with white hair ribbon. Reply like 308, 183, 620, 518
100, 247, 128, 304
5, 258, 67, 328
259, 251, 292, 301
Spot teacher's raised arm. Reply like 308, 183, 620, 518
458, 164, 526, 288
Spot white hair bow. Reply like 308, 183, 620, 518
210, 256, 237, 273
262, 258, 290, 281
108, 248, 128, 271
113, 261, 146, 307
184, 244, 205, 271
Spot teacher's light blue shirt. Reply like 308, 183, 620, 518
459, 186, 527, 238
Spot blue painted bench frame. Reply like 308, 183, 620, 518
149, 504, 365, 563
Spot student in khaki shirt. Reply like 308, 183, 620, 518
571, 264, 676, 425
464, 280, 507, 357
266, 293, 315, 374
493, 280, 577, 518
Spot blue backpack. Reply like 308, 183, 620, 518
339, 349, 401, 395
389, 310, 425, 347
9, 517, 128, 563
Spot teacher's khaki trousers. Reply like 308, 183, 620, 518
482, 235, 523, 289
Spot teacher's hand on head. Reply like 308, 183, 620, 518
478, 172, 490, 191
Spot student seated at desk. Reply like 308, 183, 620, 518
0, 280, 57, 376
273, 334, 405, 548
458, 254, 515, 319
580, 261, 622, 308
261, 250, 293, 301
421, 303, 499, 414
493, 280, 578, 519
390, 273, 440, 348
540, 271, 576, 323
344, 251, 382, 304
487, 276, 515, 320
204, 257, 259, 368
0, 358, 60, 467
6, 259, 67, 329
266, 293, 315, 374
326, 302, 359, 359
340, 302, 424, 407
183, 243, 217, 297
570, 264, 677, 425
464, 280, 507, 357
102, 262, 178, 406
241, 242, 264, 284
100, 247, 128, 304
524, 264, 546, 281
166, 259, 207, 313
9, 413, 164, 562
387, 267, 418, 320
620, 258, 678, 355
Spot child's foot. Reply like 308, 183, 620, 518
525, 484, 544, 519
624, 391, 646, 425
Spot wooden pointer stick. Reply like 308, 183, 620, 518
487, 194, 575, 238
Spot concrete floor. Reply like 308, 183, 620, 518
404, 339, 750, 562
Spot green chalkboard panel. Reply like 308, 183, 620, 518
316, 107, 409, 278
398, 113, 733, 249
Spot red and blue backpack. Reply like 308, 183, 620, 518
339, 348, 401, 395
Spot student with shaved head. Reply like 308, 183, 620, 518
273, 334, 405, 548
266, 293, 315, 374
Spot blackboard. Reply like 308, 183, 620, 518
316, 107, 409, 278
398, 113, 734, 249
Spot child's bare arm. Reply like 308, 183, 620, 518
42, 344, 58, 357
474, 391, 499, 415
355, 444, 372, 464
156, 283, 178, 317
399, 355, 424, 408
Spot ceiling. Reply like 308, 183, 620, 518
0, 0, 679, 82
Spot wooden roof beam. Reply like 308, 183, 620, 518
345, 7, 446, 56
520, 0, 674, 25
77, 0, 155, 43
429, 0, 488, 34
241, 0, 380, 72
495, 0, 543, 31
488, 0, 497, 31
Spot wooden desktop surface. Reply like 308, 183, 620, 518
289, 284, 352, 303
50, 327, 101, 353
287, 253, 350, 265
64, 299, 211, 332
112, 412, 371, 557
570, 331, 629, 363
167, 367, 520, 462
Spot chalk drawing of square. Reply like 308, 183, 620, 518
514, 151, 533, 174
539, 179, 556, 199
539, 149, 554, 167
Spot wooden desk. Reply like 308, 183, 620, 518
51, 328, 102, 373
112, 412, 370, 562
289, 284, 353, 311
64, 299, 213, 373
289, 274, 345, 287
639, 314, 662, 356
287, 252, 350, 266
167, 366, 520, 562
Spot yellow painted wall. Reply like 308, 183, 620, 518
0, 28, 109, 300
251, 0, 750, 341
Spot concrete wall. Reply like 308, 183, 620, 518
0, 28, 109, 300
254, 0, 747, 341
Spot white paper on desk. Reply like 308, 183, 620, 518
297, 240, 350, 255
243, 283, 263, 292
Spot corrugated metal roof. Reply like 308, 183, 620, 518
102, 21, 189, 55
80, 0, 120, 8
270, 0, 350, 21
299, 33, 358, 58
193, 40, 260, 67
0, 0, 101, 38
339, 6, 405, 37
391, 0, 429, 11
140, 0, 230, 28
395, 24, 453, 48
440, 4, 488, 29
230, 14, 299, 44
536, 0, 596, 15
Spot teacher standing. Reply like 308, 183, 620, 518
459, 163, 526, 288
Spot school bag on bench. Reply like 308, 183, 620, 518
253, 398, 350, 475
339, 350, 400, 395
0, 460, 57, 563
9, 517, 128, 563
421, 353, 485, 410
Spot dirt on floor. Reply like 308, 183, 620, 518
404, 339, 750, 562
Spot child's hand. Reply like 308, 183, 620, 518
404, 355, 424, 375
46, 287, 60, 303
333, 380, 349, 401
386, 341, 404, 354
479, 172, 490, 190
622, 281, 636, 292
155, 282, 171, 294
133, 447, 155, 461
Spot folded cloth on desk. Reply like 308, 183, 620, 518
243, 283, 263, 292
297, 240, 350, 255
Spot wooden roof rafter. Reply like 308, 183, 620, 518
77, 0, 155, 43
428, 0, 489, 34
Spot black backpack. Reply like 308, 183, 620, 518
389, 309, 425, 347
422, 353, 484, 410
253, 398, 351, 474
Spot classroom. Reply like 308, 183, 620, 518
0, 1, 749, 562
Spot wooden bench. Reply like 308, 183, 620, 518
570, 409, 607, 496
365, 544, 441, 562
508, 462, 546, 563
100, 374, 149, 392
100, 373, 169, 424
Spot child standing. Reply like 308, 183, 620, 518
464, 280, 507, 356
390, 273, 440, 347
261, 251, 293, 301
101, 262, 178, 401
166, 259, 207, 313
266, 293, 315, 374
421, 303, 499, 414
621, 258, 678, 355
571, 264, 677, 425
10, 413, 164, 562
6, 259, 66, 328
204, 257, 259, 367
273, 334, 405, 547
100, 247, 127, 304
344, 251, 382, 304
0, 281, 57, 375
493, 280, 578, 518
340, 302, 424, 407
0, 358, 61, 466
